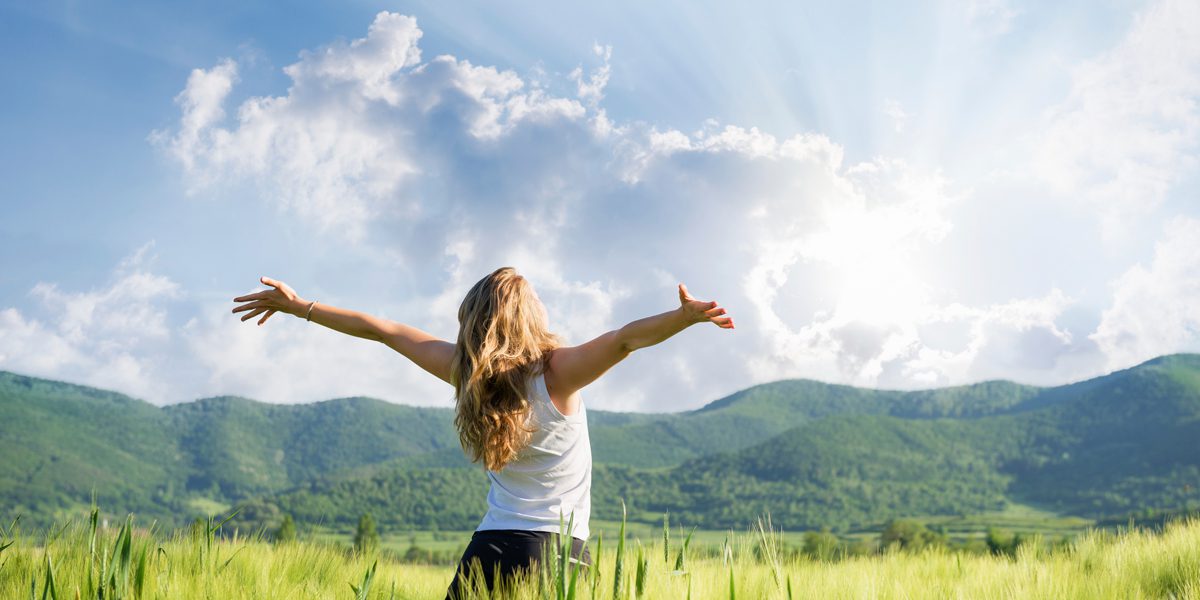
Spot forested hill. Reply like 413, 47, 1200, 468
2, 353, 1198, 531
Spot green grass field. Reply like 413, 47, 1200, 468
2, 506, 1198, 599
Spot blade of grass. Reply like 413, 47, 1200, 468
728, 562, 735, 600
590, 531, 603, 600
673, 526, 696, 572
613, 499, 626, 600
348, 559, 377, 600
86, 506, 97, 598
5, 514, 21, 540
134, 539, 148, 600
634, 540, 647, 598
40, 554, 58, 600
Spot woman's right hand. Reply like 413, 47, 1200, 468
678, 283, 734, 329
232, 276, 307, 326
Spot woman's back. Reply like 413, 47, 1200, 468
475, 369, 592, 540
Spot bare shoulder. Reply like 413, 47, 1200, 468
542, 352, 582, 417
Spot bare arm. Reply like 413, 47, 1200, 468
373, 320, 456, 385
546, 283, 734, 406
232, 276, 455, 385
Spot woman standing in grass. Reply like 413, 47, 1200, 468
232, 267, 734, 597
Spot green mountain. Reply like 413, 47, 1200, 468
0, 372, 182, 524
2, 354, 1198, 532
166, 395, 461, 497
597, 354, 1200, 529
590, 377, 1041, 467
245, 355, 1200, 532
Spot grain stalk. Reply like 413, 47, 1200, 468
661, 512, 670, 564
612, 499, 627, 600
753, 512, 784, 587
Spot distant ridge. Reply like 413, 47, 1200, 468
1, 352, 1197, 530
7, 351, 1196, 412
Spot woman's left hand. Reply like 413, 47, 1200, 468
232, 276, 306, 326
678, 283, 734, 329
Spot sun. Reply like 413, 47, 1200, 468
801, 197, 942, 328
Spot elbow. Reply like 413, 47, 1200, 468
614, 328, 638, 355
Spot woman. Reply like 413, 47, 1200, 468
231, 267, 734, 597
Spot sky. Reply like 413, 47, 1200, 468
1, 0, 1198, 412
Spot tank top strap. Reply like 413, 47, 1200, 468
534, 370, 585, 424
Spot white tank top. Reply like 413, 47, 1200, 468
475, 370, 592, 540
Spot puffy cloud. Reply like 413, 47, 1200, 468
0, 241, 183, 402
0, 244, 460, 407
1090, 216, 1200, 371
180, 295, 455, 406
143, 10, 1151, 411
149, 12, 591, 245
147, 58, 238, 176
569, 43, 613, 108
282, 11, 423, 104
1033, 0, 1200, 241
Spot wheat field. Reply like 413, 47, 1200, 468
1, 507, 1198, 600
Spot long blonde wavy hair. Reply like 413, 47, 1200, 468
452, 267, 564, 472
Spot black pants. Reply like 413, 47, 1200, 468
445, 529, 592, 599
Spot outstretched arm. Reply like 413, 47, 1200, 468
546, 283, 733, 404
232, 276, 455, 385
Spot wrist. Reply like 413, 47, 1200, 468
292, 297, 312, 318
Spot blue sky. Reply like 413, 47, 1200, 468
1, 0, 1197, 410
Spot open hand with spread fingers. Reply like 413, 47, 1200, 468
232, 276, 307, 326
678, 283, 734, 329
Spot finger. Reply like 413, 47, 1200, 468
232, 301, 259, 313
233, 290, 269, 303
232, 300, 268, 313
704, 306, 727, 318
678, 283, 688, 303
258, 309, 277, 326
711, 316, 733, 328
261, 276, 279, 288
241, 307, 268, 322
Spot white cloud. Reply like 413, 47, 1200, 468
283, 11, 423, 105
0, 241, 183, 402
141, 10, 1158, 411
149, 12, 597, 245
0, 243, 461, 406
180, 295, 454, 406
569, 43, 613, 108
147, 58, 238, 176
1033, 0, 1200, 242
1090, 216, 1200, 371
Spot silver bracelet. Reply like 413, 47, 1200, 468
305, 300, 318, 321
